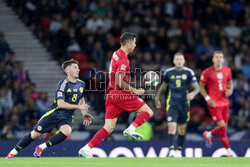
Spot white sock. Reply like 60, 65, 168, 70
39, 143, 47, 150
10, 148, 18, 155
127, 124, 136, 131
83, 144, 91, 150
206, 131, 212, 138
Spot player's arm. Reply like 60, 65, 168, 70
225, 80, 233, 97
155, 81, 168, 109
78, 97, 93, 126
115, 72, 144, 95
199, 82, 216, 108
57, 99, 89, 111
187, 82, 200, 100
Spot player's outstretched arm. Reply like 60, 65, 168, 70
78, 97, 93, 126
187, 82, 200, 100
57, 99, 89, 111
115, 72, 144, 95
199, 82, 216, 108
155, 82, 168, 109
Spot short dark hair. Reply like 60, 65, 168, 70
62, 59, 78, 71
173, 52, 184, 58
120, 32, 136, 46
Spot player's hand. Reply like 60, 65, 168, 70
155, 99, 161, 109
225, 89, 233, 97
207, 99, 216, 108
134, 88, 145, 95
83, 112, 93, 126
186, 92, 194, 101
78, 103, 90, 111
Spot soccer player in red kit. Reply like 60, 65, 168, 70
78, 32, 154, 158
200, 51, 234, 157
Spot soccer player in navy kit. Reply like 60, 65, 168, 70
155, 53, 200, 157
6, 59, 93, 159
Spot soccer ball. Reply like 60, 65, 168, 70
144, 71, 160, 87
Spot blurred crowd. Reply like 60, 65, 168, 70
0, 32, 49, 139
1, 0, 250, 139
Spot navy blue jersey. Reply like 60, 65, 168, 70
47, 78, 86, 119
164, 67, 197, 101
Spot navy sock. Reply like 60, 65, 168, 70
177, 134, 185, 150
15, 133, 34, 151
46, 131, 67, 148
168, 134, 175, 150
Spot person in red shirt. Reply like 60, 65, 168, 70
78, 32, 154, 158
200, 51, 234, 157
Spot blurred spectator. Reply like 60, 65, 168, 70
30, 83, 39, 101
86, 13, 105, 33
241, 54, 250, 82
35, 92, 49, 116
15, 61, 30, 89
0, 32, 11, 60
224, 19, 242, 43
49, 13, 63, 34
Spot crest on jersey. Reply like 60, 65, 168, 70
182, 74, 187, 80
79, 87, 83, 93
217, 73, 223, 79
57, 92, 63, 97
171, 75, 175, 79
37, 126, 42, 131
121, 64, 126, 71
167, 116, 172, 121
66, 88, 72, 92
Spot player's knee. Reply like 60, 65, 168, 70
60, 127, 72, 136
217, 120, 226, 127
168, 125, 176, 134
31, 130, 42, 140
178, 129, 186, 135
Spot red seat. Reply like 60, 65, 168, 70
41, 18, 53, 37
71, 53, 87, 62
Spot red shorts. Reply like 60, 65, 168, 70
105, 90, 146, 119
208, 105, 229, 124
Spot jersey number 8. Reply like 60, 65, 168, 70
72, 94, 78, 102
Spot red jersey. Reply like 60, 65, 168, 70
200, 66, 232, 107
106, 48, 130, 94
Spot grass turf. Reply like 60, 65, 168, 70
0, 157, 249, 167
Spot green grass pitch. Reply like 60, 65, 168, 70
0, 157, 250, 167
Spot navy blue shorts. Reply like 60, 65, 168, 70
166, 102, 190, 124
34, 112, 73, 133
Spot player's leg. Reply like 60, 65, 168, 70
79, 118, 117, 158
6, 130, 42, 159
166, 103, 179, 157
176, 123, 186, 158
123, 104, 153, 140
219, 106, 233, 157
168, 122, 177, 157
34, 124, 71, 158
175, 104, 189, 157
203, 107, 222, 146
